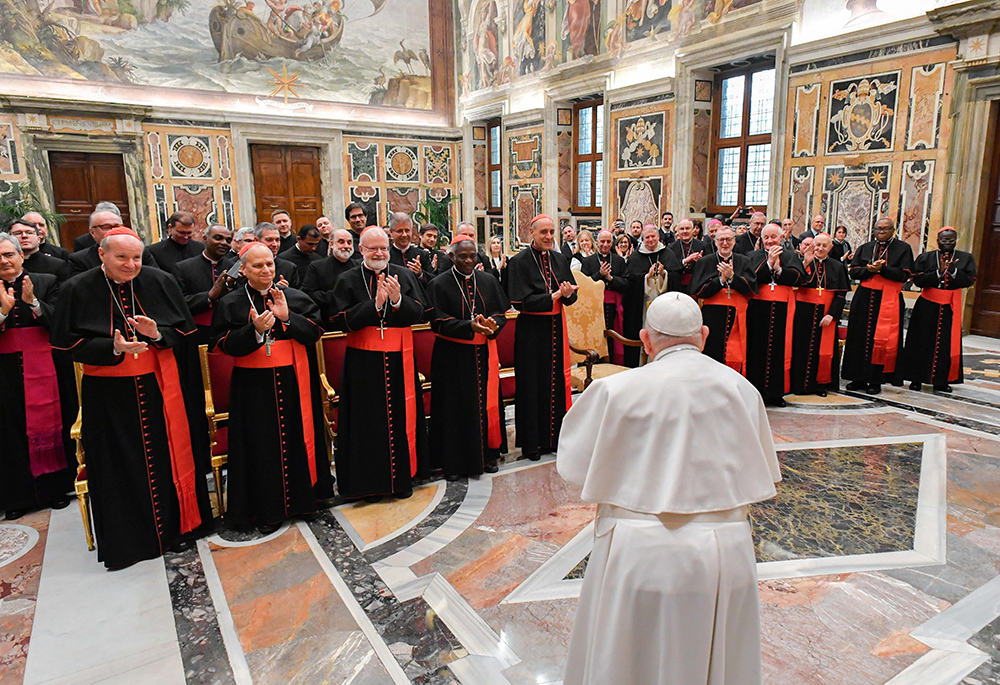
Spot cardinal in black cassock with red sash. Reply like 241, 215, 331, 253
622, 227, 682, 367
426, 237, 510, 478
0, 244, 75, 519
844, 218, 915, 394
51, 228, 212, 569
210, 244, 329, 532
904, 227, 977, 392
507, 216, 578, 460
791, 234, 850, 396
691, 226, 756, 374
745, 225, 805, 406
332, 227, 428, 501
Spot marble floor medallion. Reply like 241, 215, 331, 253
0, 524, 39, 568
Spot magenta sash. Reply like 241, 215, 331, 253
0, 326, 66, 477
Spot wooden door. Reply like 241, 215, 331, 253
972, 107, 1000, 336
49, 152, 131, 251
250, 145, 322, 229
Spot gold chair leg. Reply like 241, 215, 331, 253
78, 491, 95, 551
212, 463, 225, 516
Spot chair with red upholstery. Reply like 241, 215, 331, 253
495, 310, 517, 406
198, 344, 235, 515
412, 323, 435, 419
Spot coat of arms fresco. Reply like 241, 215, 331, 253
827, 73, 900, 153
617, 113, 664, 169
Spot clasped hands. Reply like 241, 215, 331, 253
766, 245, 783, 272
717, 261, 734, 282
374, 272, 402, 309
867, 259, 886, 272
471, 314, 498, 336
551, 280, 578, 300
251, 288, 290, 335
0, 275, 36, 316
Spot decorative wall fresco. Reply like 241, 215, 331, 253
898, 160, 935, 250
906, 63, 946, 150
792, 83, 821, 157
617, 113, 664, 170
618, 177, 662, 228
0, 0, 436, 109
471, 0, 502, 89
143, 123, 238, 237
509, 132, 543, 180
513, 0, 546, 75
559, 0, 600, 60
510, 183, 542, 249
827, 72, 900, 153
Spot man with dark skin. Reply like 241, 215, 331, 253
173, 225, 235, 342
904, 227, 977, 392
278, 225, 323, 274
426, 238, 510, 479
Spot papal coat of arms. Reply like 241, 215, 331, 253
618, 114, 664, 169
827, 74, 899, 153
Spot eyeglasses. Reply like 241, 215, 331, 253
92, 223, 123, 232
363, 246, 389, 253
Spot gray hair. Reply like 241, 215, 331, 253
254, 222, 278, 238
95, 201, 122, 216
388, 212, 411, 230
234, 227, 255, 241
0, 232, 22, 254
457, 221, 475, 233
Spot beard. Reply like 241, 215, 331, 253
364, 255, 388, 271
334, 247, 354, 261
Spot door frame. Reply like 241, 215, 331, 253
232, 123, 342, 230
20, 131, 149, 245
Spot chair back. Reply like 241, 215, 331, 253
319, 332, 349, 394
412, 323, 435, 385
565, 270, 607, 363
199, 344, 235, 417
496, 310, 517, 402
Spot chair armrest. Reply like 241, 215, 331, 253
568, 343, 600, 365
318, 373, 337, 409
71, 409, 82, 441
605, 330, 643, 347
418, 372, 427, 384
204, 389, 215, 420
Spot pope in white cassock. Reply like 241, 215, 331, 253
557, 291, 782, 685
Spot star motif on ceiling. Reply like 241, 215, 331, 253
267, 62, 302, 103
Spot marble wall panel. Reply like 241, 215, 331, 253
827, 71, 900, 153
557, 131, 572, 213
348, 141, 379, 183
168, 134, 214, 180
217, 135, 231, 182
146, 131, 163, 181
0, 121, 19, 178
172, 184, 217, 234
511, 183, 542, 249
424, 145, 451, 184
788, 166, 815, 231
609, 99, 673, 218
898, 159, 935, 252
617, 112, 665, 170
906, 63, 946, 150
473, 144, 487, 211
387, 186, 421, 216
823, 163, 891, 248
617, 177, 662, 228
509, 132, 543, 181
690, 109, 711, 213
792, 83, 821, 157
385, 145, 420, 183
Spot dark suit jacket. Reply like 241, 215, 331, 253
73, 233, 96, 252
277, 245, 323, 275
146, 238, 205, 275
23, 251, 71, 281
172, 254, 235, 319
39, 242, 69, 261
560, 243, 576, 262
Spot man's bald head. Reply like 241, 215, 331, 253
596, 229, 614, 255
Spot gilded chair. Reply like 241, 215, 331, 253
316, 331, 346, 445
198, 344, 235, 515
412, 322, 435, 419
71, 362, 94, 551
496, 310, 518, 406
564, 270, 636, 390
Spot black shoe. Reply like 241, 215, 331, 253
363, 495, 383, 504
395, 491, 413, 499
868, 384, 882, 395
169, 539, 195, 553
445, 474, 461, 482
909, 382, 922, 391
890, 380, 904, 387
256, 522, 282, 535
815, 390, 827, 398
4, 509, 27, 521
50, 496, 72, 510
297, 511, 321, 522
768, 397, 787, 408
934, 384, 953, 393
523, 450, 541, 461
846, 381, 866, 391
484, 462, 499, 474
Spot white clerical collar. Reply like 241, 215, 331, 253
638, 244, 663, 255
652, 343, 700, 362
202, 252, 221, 265
452, 266, 474, 280
363, 263, 386, 274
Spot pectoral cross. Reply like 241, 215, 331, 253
379, 320, 385, 340
817, 285, 824, 296
770, 282, 775, 291
131, 333, 139, 360
265, 332, 272, 357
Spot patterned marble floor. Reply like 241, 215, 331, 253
6, 341, 1000, 684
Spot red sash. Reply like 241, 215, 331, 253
522, 300, 572, 411
920, 287, 963, 381
438, 333, 502, 449
860, 275, 904, 373
0, 326, 65, 477
84, 348, 202, 534
796, 288, 837, 384
753, 284, 796, 393
346, 327, 418, 477
701, 290, 749, 374
603, 290, 625, 365
233, 339, 317, 485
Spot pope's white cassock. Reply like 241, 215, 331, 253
557, 292, 782, 685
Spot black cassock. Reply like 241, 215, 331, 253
790, 257, 850, 394
0, 273, 76, 513
580, 252, 629, 362
668, 238, 709, 294
332, 264, 428, 498
734, 231, 762, 255
691, 252, 757, 368
425, 269, 510, 477
507, 247, 578, 455
904, 250, 977, 386
622, 247, 681, 367
68, 243, 160, 276
389, 244, 434, 285
745, 249, 805, 400
302, 253, 362, 326
147, 238, 204, 275
843, 239, 915, 386
51, 267, 213, 569
210, 285, 329, 526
